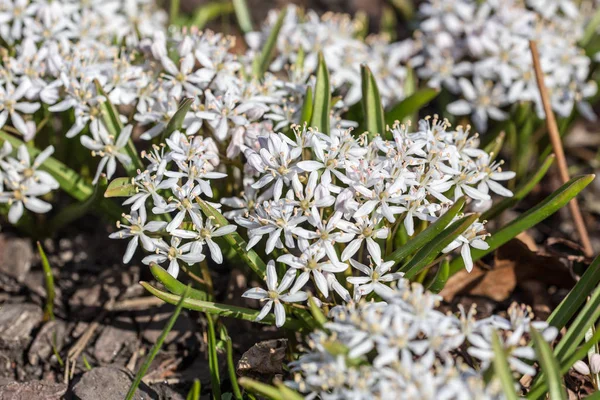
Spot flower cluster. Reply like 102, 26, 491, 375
236, 117, 515, 326
109, 130, 233, 278
245, 5, 415, 107
0, 141, 58, 223
287, 282, 558, 399
413, 0, 597, 131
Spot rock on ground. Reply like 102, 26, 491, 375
0, 380, 67, 400
71, 367, 157, 400
0, 304, 42, 349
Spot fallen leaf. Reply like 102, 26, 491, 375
237, 339, 287, 377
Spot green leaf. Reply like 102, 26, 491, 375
450, 175, 595, 276
232, 0, 253, 34
531, 327, 567, 400
401, 214, 480, 279
310, 52, 331, 133
554, 283, 600, 362
528, 327, 600, 399
490, 330, 519, 400
186, 380, 201, 400
49, 175, 109, 233
238, 378, 284, 400
300, 85, 313, 127
141, 282, 306, 330
37, 242, 55, 321
104, 177, 136, 198
384, 88, 439, 126
274, 382, 304, 400
252, 8, 286, 78
190, 1, 233, 29
169, 0, 180, 24
93, 80, 144, 174
225, 334, 243, 400
307, 296, 328, 329
482, 154, 555, 221
149, 263, 208, 301
426, 258, 449, 293
0, 131, 122, 220
361, 64, 385, 139
206, 314, 221, 400
126, 285, 190, 400
547, 254, 600, 331
198, 199, 266, 279
581, 6, 600, 47
161, 97, 194, 142
385, 197, 466, 266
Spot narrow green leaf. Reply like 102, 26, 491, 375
225, 335, 243, 400
275, 382, 304, 400
206, 315, 221, 400
49, 176, 109, 233
141, 282, 306, 330
402, 214, 479, 279
190, 1, 233, 29
427, 258, 450, 293
170, 0, 180, 24
483, 131, 506, 161
238, 378, 284, 400
126, 285, 190, 400
37, 242, 55, 321
547, 254, 600, 330
490, 330, 519, 400
361, 65, 385, 139
253, 8, 286, 78
307, 296, 328, 329
385, 197, 466, 266
554, 284, 600, 362
528, 327, 600, 399
581, 6, 600, 47
0, 131, 121, 220
150, 263, 208, 301
384, 88, 439, 126
450, 175, 595, 276
232, 0, 253, 34
186, 380, 201, 400
104, 177, 136, 198
482, 154, 555, 221
161, 97, 194, 142
94, 80, 144, 173
310, 52, 331, 133
198, 199, 266, 279
300, 85, 313, 127
531, 328, 567, 400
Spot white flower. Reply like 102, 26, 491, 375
0, 179, 53, 223
0, 81, 40, 140
109, 207, 167, 263
347, 258, 403, 300
142, 236, 205, 278
81, 123, 133, 184
338, 216, 388, 264
172, 216, 237, 264
242, 260, 308, 327
442, 220, 489, 272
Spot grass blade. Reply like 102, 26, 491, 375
161, 97, 194, 142
531, 327, 567, 400
426, 258, 450, 293
186, 380, 201, 400
198, 199, 266, 279
238, 378, 284, 400
150, 263, 208, 301
310, 52, 331, 133
401, 214, 479, 279
360, 65, 385, 139
384, 88, 439, 126
490, 330, 519, 400
141, 282, 306, 330
274, 382, 304, 400
449, 174, 595, 276
253, 8, 286, 78
232, 0, 253, 34
547, 254, 600, 330
307, 296, 328, 329
37, 242, 55, 321
206, 315, 221, 400
225, 334, 243, 400
126, 285, 191, 400
554, 284, 600, 362
385, 197, 466, 266
482, 154, 555, 221
0, 131, 122, 220
190, 2, 233, 29
300, 85, 313, 126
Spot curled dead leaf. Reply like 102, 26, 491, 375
236, 339, 288, 377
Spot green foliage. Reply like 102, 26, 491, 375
310, 52, 331, 133
361, 65, 385, 139
531, 328, 567, 400
252, 9, 286, 78
384, 88, 439, 126
232, 0, 253, 34
490, 330, 519, 400
37, 242, 55, 321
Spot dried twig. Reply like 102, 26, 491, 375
529, 40, 594, 258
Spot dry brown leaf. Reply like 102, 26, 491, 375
236, 339, 288, 377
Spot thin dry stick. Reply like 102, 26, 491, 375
529, 40, 594, 258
